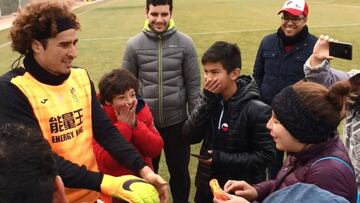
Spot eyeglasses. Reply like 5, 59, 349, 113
281, 16, 305, 24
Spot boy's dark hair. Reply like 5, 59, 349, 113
146, 0, 173, 13
201, 41, 242, 73
0, 123, 57, 203
98, 69, 139, 104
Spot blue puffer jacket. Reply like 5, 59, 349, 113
253, 32, 317, 105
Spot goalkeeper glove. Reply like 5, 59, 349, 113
100, 174, 160, 203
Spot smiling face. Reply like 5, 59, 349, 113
32, 29, 78, 76
146, 4, 172, 33
110, 88, 137, 112
266, 112, 308, 152
280, 12, 307, 37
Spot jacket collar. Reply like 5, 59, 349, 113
277, 25, 309, 46
23, 54, 70, 86
288, 135, 339, 163
229, 75, 261, 109
143, 19, 176, 39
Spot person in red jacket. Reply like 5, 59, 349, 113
93, 69, 164, 203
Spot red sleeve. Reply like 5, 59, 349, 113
132, 105, 163, 158
92, 122, 133, 174
92, 140, 119, 173
113, 122, 133, 142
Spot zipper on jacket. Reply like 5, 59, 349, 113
158, 37, 164, 127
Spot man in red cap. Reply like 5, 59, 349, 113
252, 0, 317, 179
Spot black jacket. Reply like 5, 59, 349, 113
183, 75, 275, 191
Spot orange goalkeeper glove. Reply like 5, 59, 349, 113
100, 174, 160, 203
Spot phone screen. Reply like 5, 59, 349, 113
329, 41, 352, 60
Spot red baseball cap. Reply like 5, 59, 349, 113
278, 0, 309, 17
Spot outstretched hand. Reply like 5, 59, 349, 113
139, 166, 169, 203
310, 34, 335, 67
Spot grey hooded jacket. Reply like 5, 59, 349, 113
304, 59, 360, 191
122, 20, 200, 128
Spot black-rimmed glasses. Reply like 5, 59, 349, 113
281, 15, 305, 24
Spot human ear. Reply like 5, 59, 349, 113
31, 40, 43, 54
230, 68, 241, 80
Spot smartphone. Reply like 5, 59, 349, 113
329, 41, 352, 60
190, 153, 210, 159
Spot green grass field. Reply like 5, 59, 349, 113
0, 0, 359, 201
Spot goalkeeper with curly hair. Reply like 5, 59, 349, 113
0, 0, 168, 202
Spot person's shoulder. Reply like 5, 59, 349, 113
307, 33, 318, 43
262, 32, 278, 42
247, 99, 270, 112
171, 30, 194, 45
0, 67, 26, 83
241, 97, 271, 121
70, 67, 92, 81
0, 68, 27, 98
127, 32, 147, 44
71, 66, 89, 74
307, 156, 354, 178
175, 31, 192, 39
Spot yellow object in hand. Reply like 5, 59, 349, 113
101, 174, 160, 203
209, 179, 229, 201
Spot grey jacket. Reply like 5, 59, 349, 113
122, 20, 200, 128
304, 59, 360, 190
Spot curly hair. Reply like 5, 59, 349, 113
10, 0, 80, 54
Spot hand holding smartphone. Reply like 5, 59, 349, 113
329, 41, 352, 60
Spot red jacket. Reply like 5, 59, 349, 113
93, 97, 163, 177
